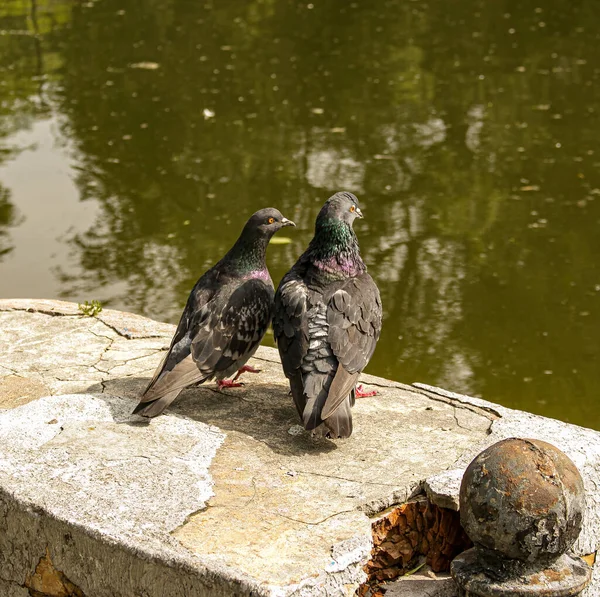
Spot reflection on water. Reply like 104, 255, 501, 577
1, 0, 600, 427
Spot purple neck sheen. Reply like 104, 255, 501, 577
243, 268, 271, 282
313, 254, 365, 277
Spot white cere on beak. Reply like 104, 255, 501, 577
355, 207, 364, 218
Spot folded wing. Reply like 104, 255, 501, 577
321, 273, 382, 420
134, 278, 273, 416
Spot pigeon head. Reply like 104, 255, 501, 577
244, 208, 296, 238
317, 191, 363, 228
305, 192, 367, 279
225, 207, 295, 274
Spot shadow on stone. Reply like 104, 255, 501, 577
87, 376, 339, 456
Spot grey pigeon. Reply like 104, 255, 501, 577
133, 208, 295, 417
273, 192, 382, 438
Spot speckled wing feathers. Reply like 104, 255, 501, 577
134, 277, 273, 416
273, 276, 309, 419
133, 282, 217, 414
191, 280, 273, 377
274, 269, 382, 438
321, 275, 382, 420
301, 300, 337, 430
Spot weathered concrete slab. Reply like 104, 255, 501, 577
0, 578, 29, 597
0, 299, 171, 397
0, 299, 597, 597
0, 375, 51, 409
0, 299, 493, 596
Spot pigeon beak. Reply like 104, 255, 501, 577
355, 207, 364, 219
281, 217, 296, 227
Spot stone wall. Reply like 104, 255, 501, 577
0, 299, 598, 596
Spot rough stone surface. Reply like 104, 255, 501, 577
0, 299, 493, 597
0, 578, 29, 597
385, 568, 457, 597
452, 549, 591, 597
423, 470, 463, 511
415, 383, 600, 597
0, 374, 51, 408
0, 393, 223, 546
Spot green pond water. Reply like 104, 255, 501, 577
1, 0, 599, 428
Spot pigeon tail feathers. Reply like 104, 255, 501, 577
323, 396, 353, 439
132, 389, 183, 418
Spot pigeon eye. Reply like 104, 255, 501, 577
349, 205, 356, 213
268, 217, 275, 224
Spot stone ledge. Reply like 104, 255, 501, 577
0, 299, 598, 597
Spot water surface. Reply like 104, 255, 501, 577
1, 0, 600, 427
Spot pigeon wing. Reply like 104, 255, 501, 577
321, 273, 382, 420
134, 276, 272, 416
273, 273, 310, 418
132, 278, 218, 415
191, 278, 274, 377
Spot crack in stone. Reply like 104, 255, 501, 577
89, 334, 115, 377
354, 379, 494, 433
0, 306, 81, 318
95, 316, 167, 340
121, 351, 161, 364
274, 509, 356, 527
411, 383, 498, 423
91, 364, 111, 376
87, 328, 115, 343
250, 353, 282, 364
195, 501, 357, 528
88, 327, 163, 379
0, 304, 167, 341
169, 505, 210, 535
354, 380, 402, 390
242, 477, 258, 508
452, 406, 469, 431
292, 469, 398, 487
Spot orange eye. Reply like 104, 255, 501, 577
350, 205, 356, 213
268, 217, 275, 224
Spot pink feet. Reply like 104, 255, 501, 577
217, 365, 262, 390
217, 379, 244, 390
236, 365, 261, 376
356, 384, 377, 398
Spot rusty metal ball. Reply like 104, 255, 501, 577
459, 438, 585, 566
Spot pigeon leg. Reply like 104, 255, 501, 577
218, 365, 262, 390
217, 379, 244, 390
237, 364, 262, 376
355, 384, 377, 398
231, 364, 262, 382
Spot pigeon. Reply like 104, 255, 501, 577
132, 208, 295, 417
273, 192, 382, 438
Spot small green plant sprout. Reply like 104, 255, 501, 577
78, 300, 103, 317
